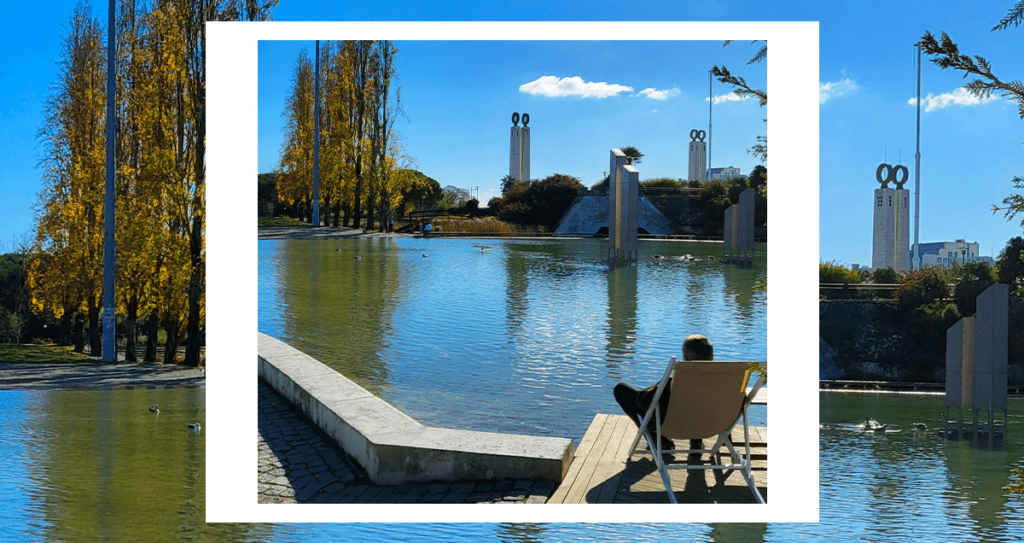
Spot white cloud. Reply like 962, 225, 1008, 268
819, 78, 858, 104
908, 87, 999, 112
637, 87, 681, 100
651, 109, 658, 113
519, 75, 633, 98
705, 92, 750, 105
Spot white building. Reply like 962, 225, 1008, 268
912, 240, 995, 268
709, 166, 742, 180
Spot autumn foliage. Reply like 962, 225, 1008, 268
27, 1, 265, 364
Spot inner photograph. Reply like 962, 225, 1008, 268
255, 38, 768, 505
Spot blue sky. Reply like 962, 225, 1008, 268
258, 39, 766, 206
3, 1, 1023, 265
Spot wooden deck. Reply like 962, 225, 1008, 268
549, 413, 767, 504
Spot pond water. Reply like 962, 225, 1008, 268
0, 387, 277, 542
258, 237, 768, 440
261, 394, 1024, 542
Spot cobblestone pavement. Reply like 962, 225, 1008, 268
258, 380, 555, 504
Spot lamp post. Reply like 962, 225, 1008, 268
101, 0, 117, 362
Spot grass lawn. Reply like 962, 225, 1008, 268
258, 216, 312, 227
0, 343, 99, 364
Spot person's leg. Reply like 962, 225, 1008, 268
614, 382, 674, 452
613, 382, 644, 427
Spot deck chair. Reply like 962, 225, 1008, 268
626, 356, 766, 504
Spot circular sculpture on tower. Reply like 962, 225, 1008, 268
690, 129, 706, 142
522, 113, 529, 127
875, 163, 909, 189
512, 112, 520, 126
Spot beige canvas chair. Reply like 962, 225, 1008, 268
626, 356, 766, 504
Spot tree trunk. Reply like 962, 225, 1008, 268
59, 308, 73, 347
73, 312, 85, 353
163, 313, 179, 365
88, 294, 102, 357
145, 312, 158, 362
125, 295, 138, 362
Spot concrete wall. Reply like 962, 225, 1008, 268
258, 333, 574, 485
555, 194, 672, 235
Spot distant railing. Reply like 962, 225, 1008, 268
819, 283, 899, 299
821, 379, 1024, 396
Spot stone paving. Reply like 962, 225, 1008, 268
0, 362, 205, 390
257, 380, 556, 504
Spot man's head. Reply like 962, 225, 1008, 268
682, 334, 713, 361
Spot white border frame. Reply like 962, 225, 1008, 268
207, 21, 819, 524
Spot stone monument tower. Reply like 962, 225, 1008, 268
872, 163, 910, 271
510, 112, 531, 182
687, 129, 707, 182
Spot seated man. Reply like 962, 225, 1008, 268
613, 334, 714, 458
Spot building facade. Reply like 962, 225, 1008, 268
709, 166, 742, 180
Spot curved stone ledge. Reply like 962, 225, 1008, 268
258, 332, 574, 485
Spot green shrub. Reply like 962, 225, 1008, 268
872, 267, 899, 284
819, 261, 862, 284
952, 261, 995, 316
641, 178, 684, 189
495, 174, 584, 230
896, 266, 951, 313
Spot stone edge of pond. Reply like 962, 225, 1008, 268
257, 332, 575, 486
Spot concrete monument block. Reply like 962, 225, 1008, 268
945, 317, 975, 407
973, 283, 1009, 410
738, 187, 755, 258
723, 205, 734, 257
687, 129, 707, 182
608, 149, 638, 261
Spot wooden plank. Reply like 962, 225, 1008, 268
573, 413, 608, 458
549, 414, 608, 504
593, 415, 633, 503
597, 417, 644, 503
561, 413, 623, 504
559, 414, 768, 504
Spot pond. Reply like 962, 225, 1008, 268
258, 237, 768, 440
258, 394, 1024, 542
0, 387, 277, 542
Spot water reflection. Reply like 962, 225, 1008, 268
816, 393, 1024, 542
0, 389, 278, 542
258, 238, 766, 441
605, 260, 638, 374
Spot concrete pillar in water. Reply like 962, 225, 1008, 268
973, 283, 1009, 432
608, 149, 638, 261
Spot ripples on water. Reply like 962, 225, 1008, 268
0, 388, 274, 542
258, 238, 767, 440
260, 395, 1024, 543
